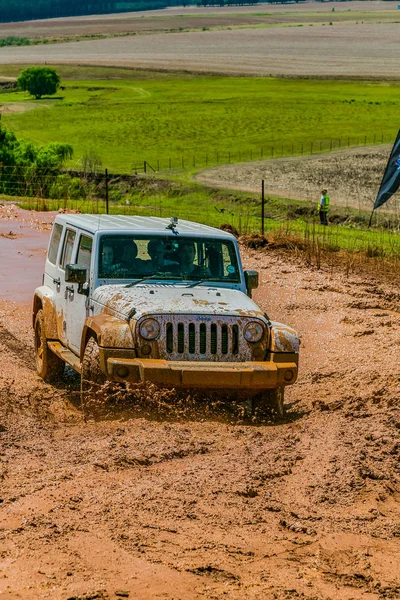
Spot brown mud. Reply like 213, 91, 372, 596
1, 206, 400, 599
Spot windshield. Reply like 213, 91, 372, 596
98, 235, 240, 283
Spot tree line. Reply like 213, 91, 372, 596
0, 0, 274, 24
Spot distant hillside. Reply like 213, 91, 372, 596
0, 0, 268, 24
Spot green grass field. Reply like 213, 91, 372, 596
2, 64, 400, 274
1, 66, 399, 173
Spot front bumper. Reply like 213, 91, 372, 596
105, 356, 298, 389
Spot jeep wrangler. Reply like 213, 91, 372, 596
33, 214, 299, 416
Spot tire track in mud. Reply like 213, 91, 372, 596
0, 322, 35, 370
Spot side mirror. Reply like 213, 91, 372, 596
65, 264, 87, 284
244, 270, 259, 298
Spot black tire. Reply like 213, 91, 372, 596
34, 309, 64, 382
80, 337, 106, 418
253, 388, 285, 418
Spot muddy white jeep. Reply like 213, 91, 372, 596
33, 214, 299, 415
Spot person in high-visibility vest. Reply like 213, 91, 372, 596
318, 188, 330, 226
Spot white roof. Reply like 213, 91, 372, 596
54, 214, 235, 240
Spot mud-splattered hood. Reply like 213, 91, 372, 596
92, 284, 266, 321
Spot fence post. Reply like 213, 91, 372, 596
169, 157, 171, 170
105, 168, 109, 215
144, 161, 147, 174
157, 159, 160, 172
261, 180, 265, 236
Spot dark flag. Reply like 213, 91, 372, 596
374, 129, 400, 210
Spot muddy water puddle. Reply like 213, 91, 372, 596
0, 218, 51, 302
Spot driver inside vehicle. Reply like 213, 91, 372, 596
120, 241, 145, 273
144, 239, 179, 274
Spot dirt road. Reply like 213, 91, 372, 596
1, 206, 400, 599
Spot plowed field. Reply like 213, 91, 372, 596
0, 2, 400, 78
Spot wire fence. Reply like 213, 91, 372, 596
133, 132, 394, 174
0, 132, 396, 236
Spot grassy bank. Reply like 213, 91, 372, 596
1, 67, 399, 173
6, 173, 400, 273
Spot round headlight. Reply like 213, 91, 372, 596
140, 318, 160, 340
244, 321, 264, 343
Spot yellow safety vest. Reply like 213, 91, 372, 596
319, 194, 330, 213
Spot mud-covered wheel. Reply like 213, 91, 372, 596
34, 309, 65, 382
253, 388, 285, 418
80, 337, 106, 418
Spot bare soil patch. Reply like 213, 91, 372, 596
0, 2, 395, 41
196, 145, 398, 213
0, 102, 49, 114
1, 207, 400, 599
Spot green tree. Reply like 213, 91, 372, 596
0, 123, 73, 196
17, 66, 60, 99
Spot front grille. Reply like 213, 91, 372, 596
147, 315, 258, 362
165, 320, 239, 356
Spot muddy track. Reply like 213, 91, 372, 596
0, 322, 35, 369
1, 212, 400, 599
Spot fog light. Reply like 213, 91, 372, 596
284, 369, 294, 382
141, 344, 152, 356
116, 366, 129, 378
252, 347, 265, 361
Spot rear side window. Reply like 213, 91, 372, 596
77, 235, 93, 269
60, 229, 76, 269
47, 223, 63, 265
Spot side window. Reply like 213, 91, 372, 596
60, 229, 76, 270
47, 223, 63, 265
77, 234, 92, 269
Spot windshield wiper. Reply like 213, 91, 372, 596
186, 277, 222, 288
125, 273, 184, 288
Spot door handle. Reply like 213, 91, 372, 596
65, 285, 74, 299
53, 277, 61, 286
